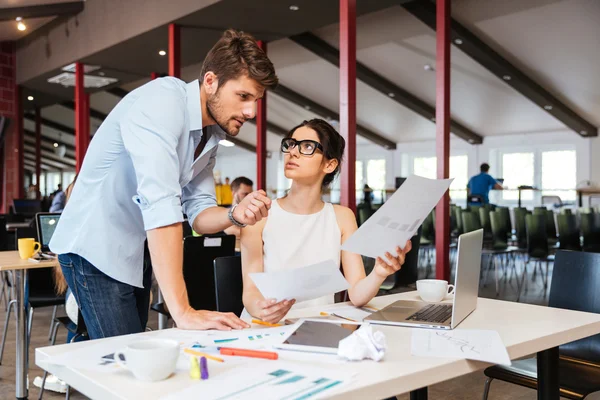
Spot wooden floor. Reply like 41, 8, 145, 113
0, 257, 598, 400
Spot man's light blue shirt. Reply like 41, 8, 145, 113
50, 78, 225, 288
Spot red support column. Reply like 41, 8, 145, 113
15, 84, 24, 199
435, 0, 451, 281
339, 0, 357, 213
256, 40, 267, 191
75, 62, 88, 172
168, 24, 181, 78
35, 107, 42, 199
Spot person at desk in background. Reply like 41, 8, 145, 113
49, 184, 66, 212
241, 119, 411, 323
467, 163, 503, 205
49, 29, 278, 339
363, 184, 374, 207
224, 177, 254, 239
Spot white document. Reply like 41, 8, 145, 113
411, 329, 512, 366
249, 259, 350, 303
342, 175, 453, 259
323, 304, 378, 322
161, 362, 349, 400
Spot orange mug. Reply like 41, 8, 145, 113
18, 238, 41, 260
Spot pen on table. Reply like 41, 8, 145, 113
184, 348, 225, 363
252, 319, 281, 327
200, 356, 209, 380
220, 347, 279, 360
320, 311, 357, 322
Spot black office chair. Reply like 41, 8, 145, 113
214, 256, 244, 317
482, 250, 600, 399
580, 213, 600, 253
151, 235, 236, 321
380, 228, 422, 292
557, 214, 581, 251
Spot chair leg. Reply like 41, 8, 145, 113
482, 377, 493, 400
39, 322, 61, 400
517, 262, 529, 302
66, 384, 71, 400
48, 305, 58, 342
494, 257, 500, 296
0, 299, 16, 365
27, 306, 35, 345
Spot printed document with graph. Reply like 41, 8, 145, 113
342, 175, 453, 259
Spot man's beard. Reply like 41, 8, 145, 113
206, 92, 238, 136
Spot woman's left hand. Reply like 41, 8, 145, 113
373, 240, 412, 278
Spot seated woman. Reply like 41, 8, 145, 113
241, 119, 411, 323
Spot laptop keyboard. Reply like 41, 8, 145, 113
407, 304, 452, 324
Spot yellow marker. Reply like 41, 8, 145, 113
320, 312, 329, 316
252, 319, 282, 327
184, 348, 225, 363
189, 356, 200, 380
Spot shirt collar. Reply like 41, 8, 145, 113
185, 80, 203, 132
185, 79, 227, 140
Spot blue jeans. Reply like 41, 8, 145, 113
58, 253, 152, 340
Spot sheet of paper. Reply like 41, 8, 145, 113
249, 259, 350, 303
161, 362, 349, 400
342, 175, 453, 259
322, 304, 378, 322
186, 325, 299, 350
410, 329, 511, 366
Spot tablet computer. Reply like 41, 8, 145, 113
275, 319, 362, 354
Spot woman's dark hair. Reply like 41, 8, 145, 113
286, 119, 345, 188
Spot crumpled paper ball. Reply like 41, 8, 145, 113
337, 324, 387, 361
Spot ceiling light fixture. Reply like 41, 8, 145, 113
16, 17, 26, 31
53, 142, 58, 148
289, 5, 299, 11
468, 139, 475, 143
502, 75, 511, 81
388, 92, 395, 98
158, 50, 166, 56
544, 105, 553, 111
218, 139, 235, 147
27, 96, 34, 101
454, 38, 463, 45
304, 105, 311, 110
581, 130, 588, 136
423, 64, 434, 71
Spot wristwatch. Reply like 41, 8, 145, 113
228, 204, 247, 228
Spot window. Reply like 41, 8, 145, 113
355, 161, 364, 189
367, 159, 386, 203
450, 155, 468, 201
413, 157, 436, 179
413, 155, 469, 200
501, 152, 534, 201
541, 150, 576, 201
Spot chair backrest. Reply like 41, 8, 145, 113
525, 214, 548, 258
213, 256, 244, 316
358, 206, 375, 226
560, 208, 573, 216
183, 235, 236, 311
489, 211, 508, 250
393, 227, 422, 287
579, 207, 595, 215
14, 224, 37, 249
545, 210, 557, 239
496, 207, 512, 237
479, 207, 492, 237
550, 250, 600, 361
513, 208, 528, 249
461, 212, 482, 233
454, 207, 464, 235
580, 213, 600, 252
421, 211, 435, 243
0, 215, 9, 251
557, 214, 581, 251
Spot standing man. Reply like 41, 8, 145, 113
467, 163, 503, 205
50, 30, 278, 338
224, 177, 254, 238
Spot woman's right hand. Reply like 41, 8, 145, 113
254, 298, 296, 323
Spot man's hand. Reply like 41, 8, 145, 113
233, 190, 272, 226
176, 307, 250, 331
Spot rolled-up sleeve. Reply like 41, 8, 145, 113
120, 87, 186, 231
182, 147, 218, 229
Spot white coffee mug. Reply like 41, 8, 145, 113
416, 279, 455, 303
114, 339, 179, 382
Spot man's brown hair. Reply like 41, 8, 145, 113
200, 29, 278, 90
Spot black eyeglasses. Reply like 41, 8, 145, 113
281, 138, 324, 156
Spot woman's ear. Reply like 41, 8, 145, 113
323, 158, 339, 174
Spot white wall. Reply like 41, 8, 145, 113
591, 136, 600, 184
214, 147, 280, 196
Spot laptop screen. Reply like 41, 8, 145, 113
38, 214, 60, 249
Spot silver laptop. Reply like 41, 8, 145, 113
365, 229, 484, 330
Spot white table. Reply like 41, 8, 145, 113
36, 291, 600, 400
0, 251, 58, 400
